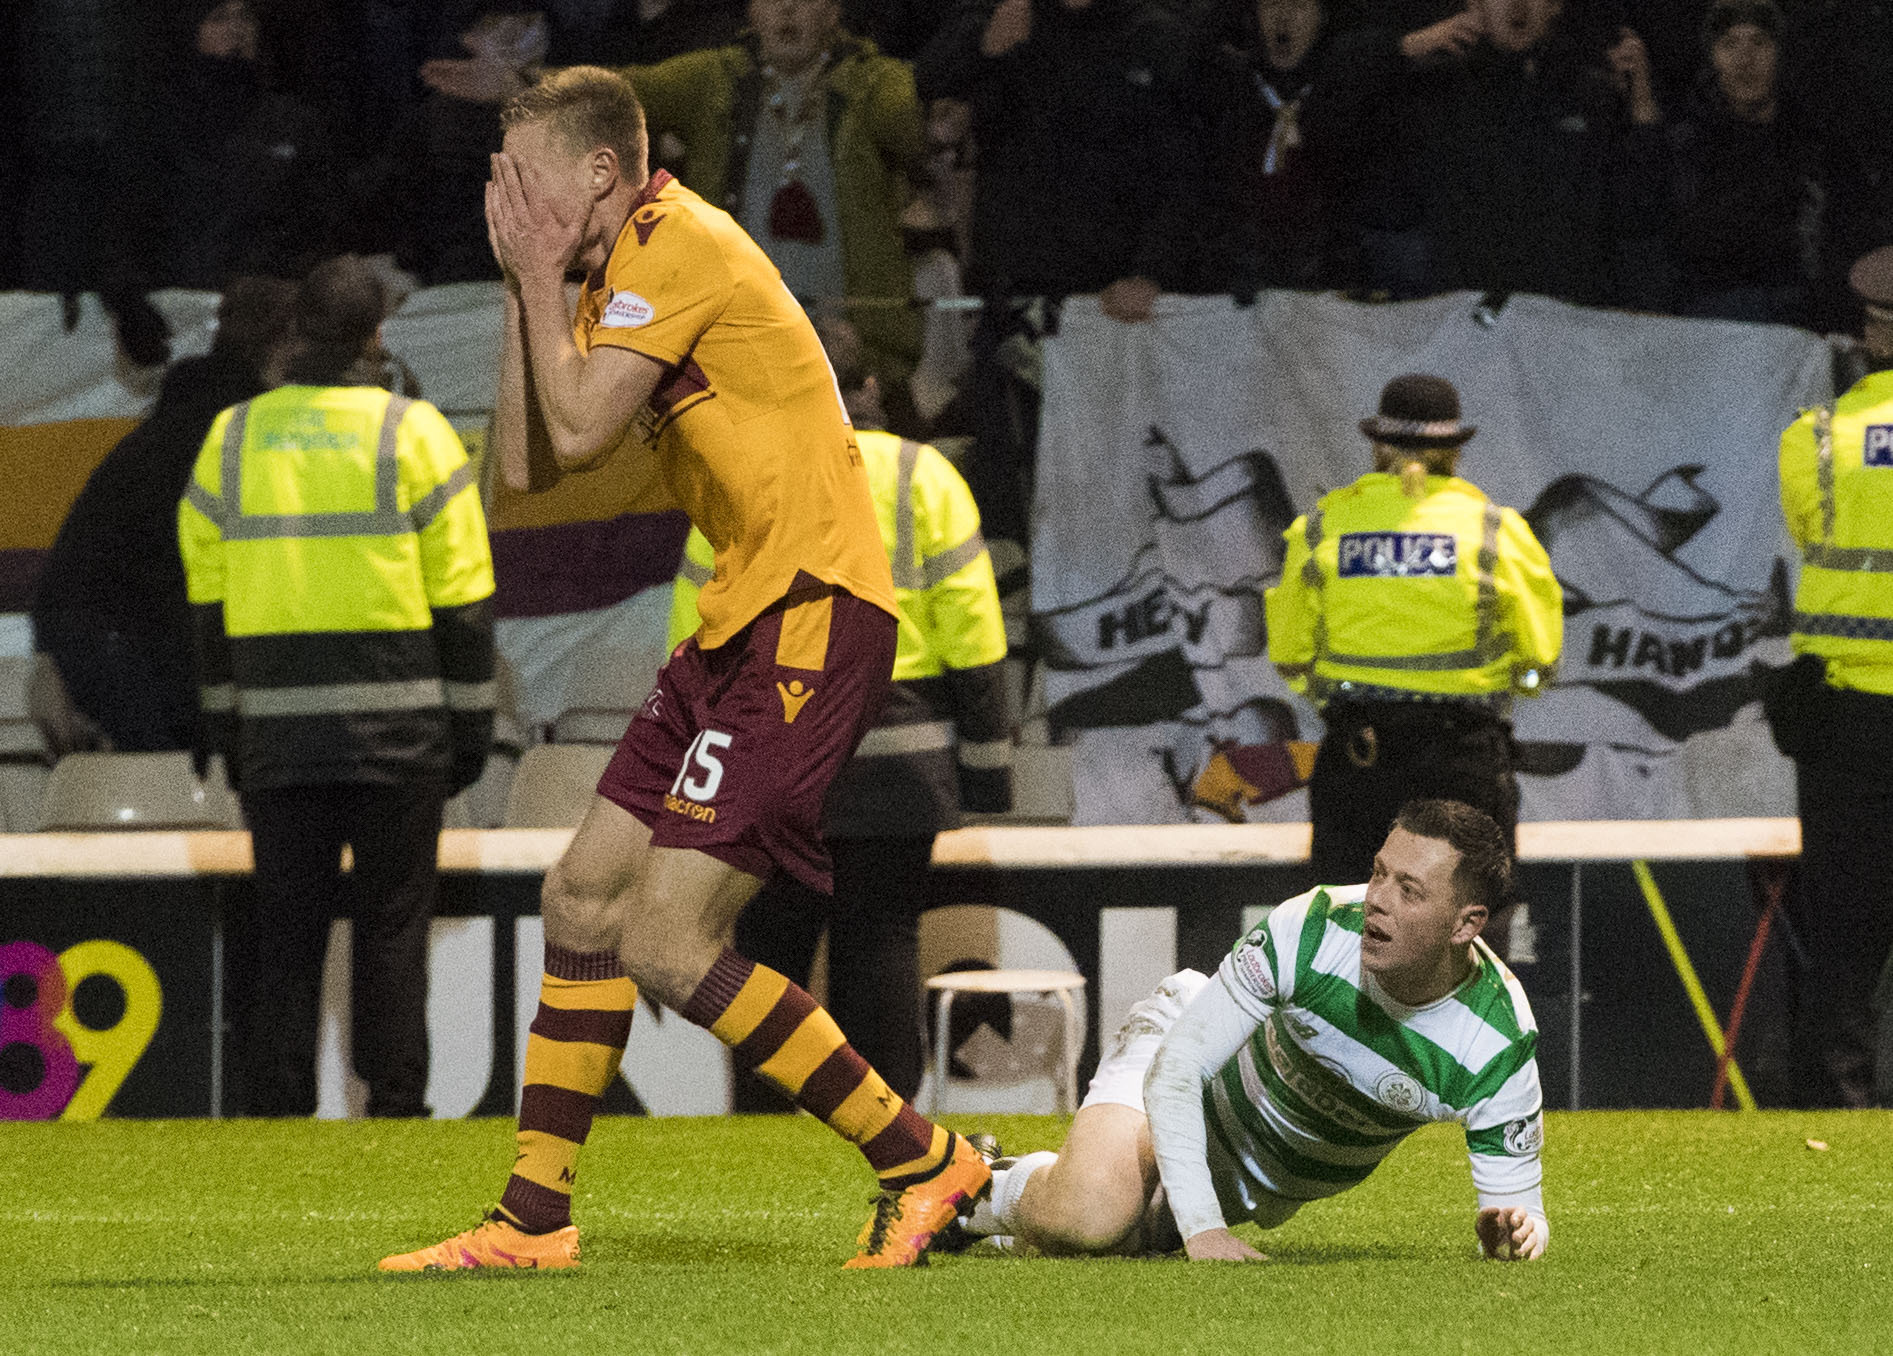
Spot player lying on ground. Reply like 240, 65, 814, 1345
959, 798, 1548, 1262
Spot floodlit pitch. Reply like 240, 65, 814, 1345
3, 1110, 1889, 1355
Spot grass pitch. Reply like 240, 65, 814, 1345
2, 1110, 1888, 1355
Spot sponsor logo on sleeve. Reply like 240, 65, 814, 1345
1234, 944, 1277, 1000
1866, 425, 1893, 467
1503, 1116, 1544, 1155
1337, 532, 1459, 578
601, 291, 655, 329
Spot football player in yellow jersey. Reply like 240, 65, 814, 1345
378, 66, 989, 1274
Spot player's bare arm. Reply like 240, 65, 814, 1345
487, 151, 662, 488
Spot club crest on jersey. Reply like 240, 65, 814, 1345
1866, 425, 1893, 467
1503, 1116, 1543, 1156
1374, 1070, 1426, 1114
1338, 532, 1458, 579
1235, 944, 1276, 1000
601, 290, 655, 329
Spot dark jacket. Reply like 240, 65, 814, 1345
1666, 90, 1816, 314
1201, 10, 1393, 292
160, 53, 337, 287
1788, 0, 1893, 329
1396, 36, 1670, 305
32, 351, 266, 749
916, 0, 1214, 297
34, 351, 266, 637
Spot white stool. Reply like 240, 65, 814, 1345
923, 969, 1087, 1115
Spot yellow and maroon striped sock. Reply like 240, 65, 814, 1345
498, 946, 636, 1233
681, 949, 951, 1186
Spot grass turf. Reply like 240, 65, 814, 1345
2, 1110, 1888, 1355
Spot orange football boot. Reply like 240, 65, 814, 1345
845, 1133, 993, 1269
377, 1213, 580, 1272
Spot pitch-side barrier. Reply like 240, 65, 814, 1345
0, 820, 1800, 1119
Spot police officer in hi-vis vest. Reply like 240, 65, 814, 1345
1266, 374, 1563, 888
179, 256, 496, 1117
669, 317, 1012, 1107
1769, 245, 1893, 1108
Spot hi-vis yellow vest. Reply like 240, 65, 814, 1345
1780, 370, 1893, 695
1265, 472, 1563, 704
177, 386, 494, 783
669, 429, 1005, 679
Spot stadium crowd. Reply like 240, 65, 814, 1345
4, 1, 1890, 350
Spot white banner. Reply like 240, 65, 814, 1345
1031, 292, 1830, 823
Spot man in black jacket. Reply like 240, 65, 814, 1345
916, 0, 1215, 545
1361, 0, 1670, 305
916, 0, 1215, 312
31, 278, 296, 753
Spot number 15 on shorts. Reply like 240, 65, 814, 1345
671, 729, 731, 803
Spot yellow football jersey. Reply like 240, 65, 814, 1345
573, 171, 896, 646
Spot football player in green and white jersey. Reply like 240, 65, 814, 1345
958, 798, 1548, 1263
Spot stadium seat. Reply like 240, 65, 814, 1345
0, 653, 29, 709
0, 661, 53, 831
443, 751, 520, 829
502, 743, 614, 828
38, 751, 242, 831
0, 756, 50, 832
963, 742, 1073, 826
922, 968, 1086, 1115
550, 706, 632, 744
545, 639, 664, 746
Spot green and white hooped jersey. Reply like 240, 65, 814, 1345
1207, 885, 1544, 1214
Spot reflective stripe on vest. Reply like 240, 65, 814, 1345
229, 678, 500, 719
1816, 404, 1836, 543
209, 395, 416, 541
1792, 612, 1893, 642
1311, 500, 1506, 674
677, 553, 714, 587
1304, 506, 1329, 670
409, 462, 474, 532
890, 436, 988, 591
891, 438, 922, 589
199, 683, 237, 713
238, 677, 445, 718
923, 531, 987, 587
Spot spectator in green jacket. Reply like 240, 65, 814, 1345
625, 0, 926, 421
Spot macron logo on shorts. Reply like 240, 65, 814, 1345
601, 291, 655, 328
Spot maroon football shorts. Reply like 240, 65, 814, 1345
598, 581, 896, 891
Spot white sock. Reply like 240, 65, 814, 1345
970, 1151, 1057, 1237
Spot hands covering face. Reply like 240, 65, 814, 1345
486, 152, 586, 288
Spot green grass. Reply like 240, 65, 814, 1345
2, 1111, 1889, 1354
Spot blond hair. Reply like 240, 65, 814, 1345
501, 66, 649, 178
1373, 441, 1459, 498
